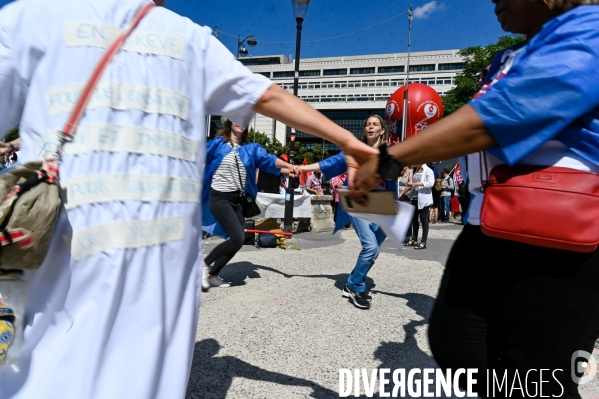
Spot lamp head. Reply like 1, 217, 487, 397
238, 46, 248, 55
246, 36, 258, 47
291, 0, 310, 20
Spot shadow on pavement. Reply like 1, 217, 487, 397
186, 338, 338, 399
220, 262, 375, 292
368, 293, 455, 398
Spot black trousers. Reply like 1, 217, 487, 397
410, 200, 429, 243
428, 225, 599, 398
204, 189, 245, 276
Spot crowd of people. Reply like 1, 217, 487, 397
0, 0, 598, 398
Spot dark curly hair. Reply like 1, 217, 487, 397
545, 0, 599, 10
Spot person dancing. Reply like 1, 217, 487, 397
301, 115, 397, 309
202, 120, 297, 290
352, 0, 599, 395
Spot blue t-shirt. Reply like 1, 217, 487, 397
470, 5, 599, 167
464, 5, 599, 226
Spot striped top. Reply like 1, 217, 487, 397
211, 142, 247, 192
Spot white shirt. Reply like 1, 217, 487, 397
0, 1, 271, 398
211, 143, 246, 192
412, 165, 434, 209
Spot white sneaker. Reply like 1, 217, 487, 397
208, 276, 231, 288
202, 267, 210, 291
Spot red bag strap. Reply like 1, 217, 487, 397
54, 3, 156, 157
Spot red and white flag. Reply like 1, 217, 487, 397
454, 162, 464, 195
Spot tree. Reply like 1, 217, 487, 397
247, 128, 328, 164
294, 143, 328, 165
442, 35, 526, 115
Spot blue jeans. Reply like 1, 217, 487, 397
441, 195, 451, 222
346, 216, 386, 293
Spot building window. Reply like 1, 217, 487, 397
408, 78, 420, 83
256, 72, 271, 78
239, 56, 285, 66
409, 64, 435, 72
376, 79, 390, 87
300, 70, 321, 77
334, 81, 348, 89
438, 62, 464, 71
273, 71, 295, 78
323, 68, 348, 76
350, 67, 375, 75
362, 80, 375, 87
375, 95, 388, 101
390, 79, 404, 86
378, 66, 405, 74
348, 81, 361, 88
445, 79, 453, 85
422, 79, 436, 85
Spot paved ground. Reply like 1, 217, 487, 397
187, 221, 599, 399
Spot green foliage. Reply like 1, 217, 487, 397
294, 143, 328, 165
248, 129, 286, 155
442, 35, 526, 115
247, 128, 328, 164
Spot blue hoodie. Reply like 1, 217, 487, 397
203, 137, 280, 238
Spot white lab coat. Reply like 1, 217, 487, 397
0, 0, 271, 398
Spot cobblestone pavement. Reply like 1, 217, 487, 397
187, 222, 599, 398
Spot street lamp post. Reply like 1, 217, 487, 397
236, 35, 258, 59
401, 6, 413, 142
283, 0, 310, 233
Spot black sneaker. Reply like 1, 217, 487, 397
342, 286, 371, 309
342, 286, 372, 301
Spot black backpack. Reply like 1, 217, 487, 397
257, 233, 277, 248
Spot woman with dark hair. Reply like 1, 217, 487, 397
353, 0, 599, 396
202, 120, 297, 290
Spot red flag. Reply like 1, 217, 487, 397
454, 163, 463, 195
299, 157, 310, 186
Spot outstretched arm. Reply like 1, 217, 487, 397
275, 159, 299, 177
351, 105, 495, 202
298, 162, 321, 173
253, 85, 377, 185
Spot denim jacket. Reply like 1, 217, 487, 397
319, 151, 398, 233
203, 137, 280, 238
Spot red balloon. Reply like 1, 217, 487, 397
385, 83, 444, 142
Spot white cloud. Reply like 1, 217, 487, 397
413, 1, 444, 19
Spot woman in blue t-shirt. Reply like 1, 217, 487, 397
353, 1, 599, 396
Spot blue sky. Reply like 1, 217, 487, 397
0, 0, 507, 58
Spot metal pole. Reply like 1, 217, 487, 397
402, 5, 413, 142
236, 35, 240, 59
283, 17, 304, 233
